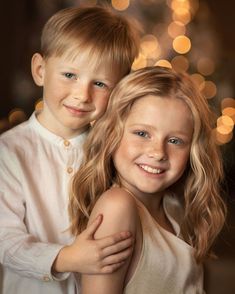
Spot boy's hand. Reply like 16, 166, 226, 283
53, 215, 134, 274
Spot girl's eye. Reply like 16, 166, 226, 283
134, 131, 149, 138
168, 138, 183, 145
94, 81, 106, 88
63, 73, 77, 79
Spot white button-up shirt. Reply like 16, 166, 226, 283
0, 112, 87, 294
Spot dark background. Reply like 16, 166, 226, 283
0, 0, 234, 292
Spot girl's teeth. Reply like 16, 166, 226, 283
139, 165, 162, 174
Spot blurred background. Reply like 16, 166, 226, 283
0, 0, 234, 292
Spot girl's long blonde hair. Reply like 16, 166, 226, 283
69, 66, 226, 263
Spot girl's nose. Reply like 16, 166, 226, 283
147, 143, 167, 161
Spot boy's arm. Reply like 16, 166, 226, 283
80, 187, 139, 294
0, 145, 133, 281
53, 215, 134, 275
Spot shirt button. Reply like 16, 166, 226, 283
64, 140, 70, 147
67, 167, 73, 174
43, 275, 50, 282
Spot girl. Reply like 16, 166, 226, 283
69, 66, 226, 294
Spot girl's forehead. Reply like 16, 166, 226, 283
126, 95, 194, 132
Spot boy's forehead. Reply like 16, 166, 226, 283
60, 47, 123, 76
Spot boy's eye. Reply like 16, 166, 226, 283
134, 131, 149, 138
63, 73, 77, 79
168, 138, 183, 145
94, 81, 106, 88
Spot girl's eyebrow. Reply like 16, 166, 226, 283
128, 123, 192, 137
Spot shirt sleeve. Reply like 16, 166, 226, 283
0, 142, 70, 282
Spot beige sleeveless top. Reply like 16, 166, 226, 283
124, 193, 204, 294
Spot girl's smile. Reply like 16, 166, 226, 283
113, 94, 194, 207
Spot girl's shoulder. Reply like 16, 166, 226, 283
99, 186, 138, 208
89, 187, 139, 238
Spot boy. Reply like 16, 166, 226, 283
0, 6, 139, 294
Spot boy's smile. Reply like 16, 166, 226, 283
32, 52, 121, 138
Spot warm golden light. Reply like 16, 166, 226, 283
140, 35, 159, 57
168, 21, 186, 38
35, 99, 44, 111
217, 124, 233, 135
173, 8, 191, 24
171, 55, 189, 72
111, 0, 130, 11
217, 116, 234, 132
190, 0, 199, 14
200, 80, 217, 99
221, 97, 235, 109
222, 107, 235, 123
171, 0, 190, 11
213, 128, 233, 145
8, 109, 27, 125
197, 57, 215, 76
190, 73, 205, 87
155, 59, 172, 68
173, 35, 191, 54
132, 54, 147, 70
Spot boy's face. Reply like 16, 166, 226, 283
32, 52, 122, 138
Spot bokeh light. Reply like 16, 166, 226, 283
111, 0, 130, 11
172, 8, 191, 24
8, 109, 27, 125
191, 73, 205, 88
217, 115, 234, 131
155, 59, 172, 68
171, 55, 189, 72
35, 99, 44, 111
213, 128, 233, 145
168, 21, 186, 38
173, 35, 191, 54
197, 57, 215, 76
140, 34, 159, 58
132, 54, 147, 70
221, 97, 235, 109
222, 107, 235, 123
200, 80, 217, 99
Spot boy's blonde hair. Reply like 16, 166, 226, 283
41, 6, 139, 76
69, 66, 226, 263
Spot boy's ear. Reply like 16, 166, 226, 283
31, 53, 45, 86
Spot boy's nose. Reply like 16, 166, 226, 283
73, 84, 91, 103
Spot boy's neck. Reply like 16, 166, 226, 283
36, 111, 89, 139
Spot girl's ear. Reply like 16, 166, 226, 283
31, 53, 45, 86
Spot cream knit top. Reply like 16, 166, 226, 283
124, 193, 204, 294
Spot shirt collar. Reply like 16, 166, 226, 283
29, 111, 88, 147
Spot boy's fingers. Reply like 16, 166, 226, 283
98, 231, 133, 249
83, 214, 103, 238
101, 246, 133, 267
100, 261, 126, 274
101, 237, 134, 256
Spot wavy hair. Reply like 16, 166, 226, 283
69, 66, 226, 263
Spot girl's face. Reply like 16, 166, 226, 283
113, 94, 193, 202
